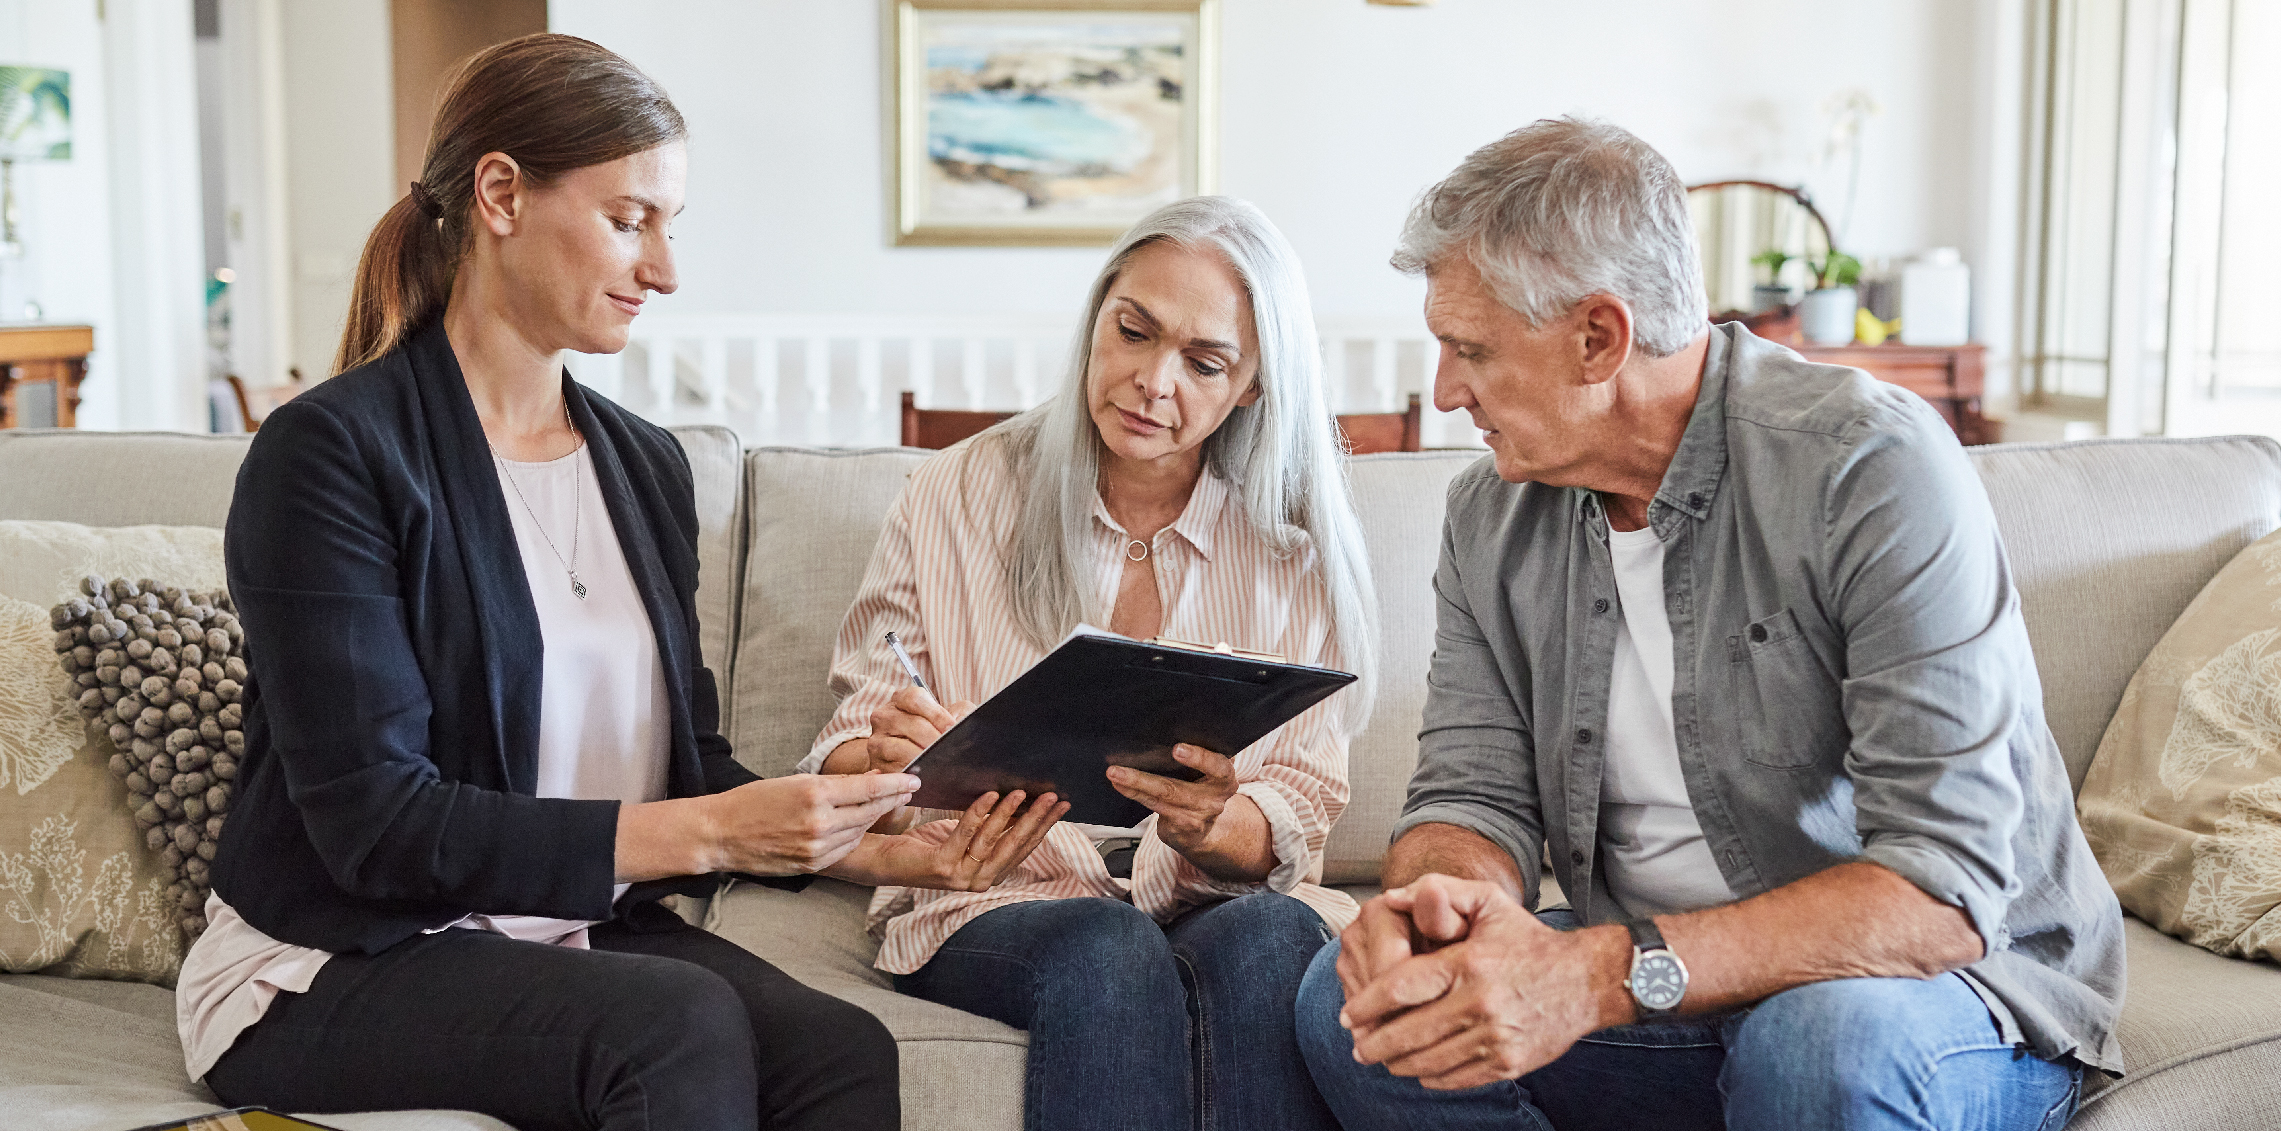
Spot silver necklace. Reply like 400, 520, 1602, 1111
493, 403, 587, 600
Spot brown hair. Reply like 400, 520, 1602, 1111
335, 34, 685, 374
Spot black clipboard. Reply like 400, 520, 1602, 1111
904, 630, 1356, 827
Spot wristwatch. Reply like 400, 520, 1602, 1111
1624, 919, 1689, 1017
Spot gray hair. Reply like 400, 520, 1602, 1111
977, 196, 1378, 729
1393, 117, 1707, 357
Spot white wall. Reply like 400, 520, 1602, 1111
550, 0, 2002, 334
1, 0, 123, 428
276, 0, 391, 380
4, 0, 211, 431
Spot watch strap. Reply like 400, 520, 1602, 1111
1625, 917, 1667, 953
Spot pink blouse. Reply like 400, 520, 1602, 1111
798, 437, 1359, 975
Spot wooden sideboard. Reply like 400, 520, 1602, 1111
1797, 342, 1996, 446
0, 324, 94, 430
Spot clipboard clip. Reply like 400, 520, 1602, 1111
1148, 636, 1286, 663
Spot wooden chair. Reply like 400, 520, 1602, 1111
900, 391, 1425, 453
225, 368, 307, 433
901, 391, 1016, 449
225, 376, 263, 432
1335, 393, 1422, 454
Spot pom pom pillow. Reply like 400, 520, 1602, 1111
2079, 525, 2281, 961
0, 521, 228, 985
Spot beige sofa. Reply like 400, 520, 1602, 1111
2, 426, 2278, 1130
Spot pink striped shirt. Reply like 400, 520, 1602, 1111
798, 436, 1359, 974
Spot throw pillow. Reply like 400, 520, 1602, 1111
0, 521, 226, 985
53, 576, 248, 939
2080, 525, 2281, 962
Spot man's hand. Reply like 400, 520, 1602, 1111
1341, 875, 1632, 1091
1334, 870, 1497, 1003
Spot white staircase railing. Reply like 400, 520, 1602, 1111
564, 314, 1485, 450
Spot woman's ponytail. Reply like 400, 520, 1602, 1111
328, 34, 685, 375
334, 188, 457, 374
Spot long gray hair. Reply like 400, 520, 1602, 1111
977, 196, 1378, 730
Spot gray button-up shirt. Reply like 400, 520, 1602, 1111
1396, 323, 2125, 1072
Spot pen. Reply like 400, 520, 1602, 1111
884, 631, 927, 690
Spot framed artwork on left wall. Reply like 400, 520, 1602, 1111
885, 0, 1219, 247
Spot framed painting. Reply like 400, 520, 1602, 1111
887, 0, 1219, 247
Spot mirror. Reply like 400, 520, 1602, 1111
1686, 181, 1833, 318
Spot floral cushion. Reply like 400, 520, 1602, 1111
0, 522, 228, 985
2080, 525, 2281, 962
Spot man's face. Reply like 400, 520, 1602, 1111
1425, 257, 1600, 486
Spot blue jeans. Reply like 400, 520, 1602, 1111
1294, 910, 2084, 1131
897, 892, 1337, 1131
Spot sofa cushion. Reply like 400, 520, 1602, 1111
2066, 919, 2281, 1130
1327, 452, 1485, 882
732, 448, 929, 777
0, 425, 747, 686
1967, 437, 2281, 790
0, 431, 251, 528
0, 975, 514, 1130
667, 424, 747, 686
0, 523, 234, 985
2078, 524, 2281, 963
706, 878, 1025, 1131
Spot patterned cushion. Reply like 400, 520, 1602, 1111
2079, 525, 2281, 962
0, 522, 232, 985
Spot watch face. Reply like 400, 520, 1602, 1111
1630, 951, 1687, 1012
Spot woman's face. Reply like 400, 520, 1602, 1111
489, 140, 685, 356
1085, 241, 1262, 468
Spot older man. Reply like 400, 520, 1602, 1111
1293, 118, 2124, 1131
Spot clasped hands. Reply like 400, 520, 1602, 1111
1335, 875, 1634, 1091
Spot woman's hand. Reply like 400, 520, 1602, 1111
1105, 744, 1277, 883
826, 789, 1071, 891
821, 685, 979, 833
685, 772, 921, 877
861, 685, 978, 773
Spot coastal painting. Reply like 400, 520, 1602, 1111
891, 1, 1217, 246
0, 67, 72, 161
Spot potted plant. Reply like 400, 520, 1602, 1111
1748, 249, 1795, 314
1801, 250, 1862, 345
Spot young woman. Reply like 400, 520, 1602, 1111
808, 196, 1379, 1131
180, 35, 1063, 1131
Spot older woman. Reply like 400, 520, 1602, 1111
806, 196, 1377, 1131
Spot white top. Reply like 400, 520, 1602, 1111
176, 443, 670, 1081
1596, 522, 1737, 920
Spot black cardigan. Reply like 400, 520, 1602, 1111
211, 320, 762, 956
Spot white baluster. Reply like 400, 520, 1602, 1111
857, 337, 884, 414
1014, 338, 1039, 408
911, 336, 935, 406
754, 336, 780, 445
700, 335, 729, 427
1322, 334, 1349, 413
578, 350, 626, 406
646, 336, 676, 425
804, 336, 831, 445
1372, 337, 1397, 412
961, 338, 986, 410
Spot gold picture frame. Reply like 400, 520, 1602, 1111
886, 0, 1220, 247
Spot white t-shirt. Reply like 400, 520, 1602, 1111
176, 442, 669, 1081
1597, 522, 1737, 920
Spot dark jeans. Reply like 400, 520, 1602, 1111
207, 901, 898, 1131
1295, 909, 2084, 1131
896, 892, 1336, 1131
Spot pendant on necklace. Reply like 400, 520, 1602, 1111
571, 574, 588, 600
